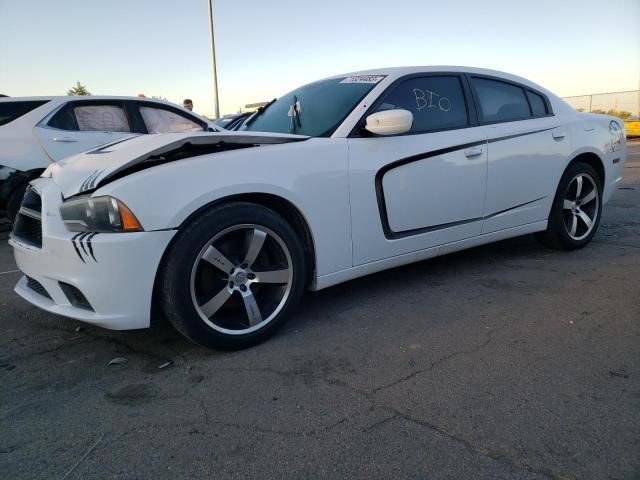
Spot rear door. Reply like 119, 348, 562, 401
468, 76, 569, 233
347, 73, 488, 265
35, 100, 137, 161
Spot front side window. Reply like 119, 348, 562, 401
140, 106, 204, 133
242, 76, 382, 137
0, 100, 49, 126
472, 78, 532, 123
371, 75, 468, 133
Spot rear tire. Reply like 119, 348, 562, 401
159, 202, 306, 350
536, 161, 602, 250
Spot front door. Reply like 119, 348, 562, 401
347, 74, 488, 266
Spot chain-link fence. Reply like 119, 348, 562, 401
562, 90, 640, 119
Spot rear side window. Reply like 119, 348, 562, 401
526, 90, 548, 117
48, 103, 131, 132
0, 101, 49, 126
472, 78, 531, 123
140, 106, 204, 133
372, 75, 468, 133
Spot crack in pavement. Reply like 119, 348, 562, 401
316, 324, 567, 479
197, 396, 385, 438
371, 323, 508, 394
3, 316, 574, 479
382, 407, 561, 480
182, 322, 566, 477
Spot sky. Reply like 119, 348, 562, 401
1, 0, 639, 118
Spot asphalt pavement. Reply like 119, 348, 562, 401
1, 143, 639, 480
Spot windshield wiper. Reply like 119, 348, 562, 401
244, 98, 277, 127
289, 95, 302, 134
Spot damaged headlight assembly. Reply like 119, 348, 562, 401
60, 196, 143, 233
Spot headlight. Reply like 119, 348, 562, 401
60, 196, 143, 233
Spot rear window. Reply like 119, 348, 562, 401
0, 101, 49, 126
472, 78, 532, 123
526, 90, 548, 117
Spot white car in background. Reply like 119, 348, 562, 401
10, 67, 626, 350
0, 96, 219, 221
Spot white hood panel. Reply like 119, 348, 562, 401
45, 131, 309, 198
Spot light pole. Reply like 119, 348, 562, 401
207, 0, 220, 119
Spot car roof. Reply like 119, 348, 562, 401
329, 65, 526, 80
326, 65, 553, 93
0, 95, 182, 105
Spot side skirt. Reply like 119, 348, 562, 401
311, 220, 547, 291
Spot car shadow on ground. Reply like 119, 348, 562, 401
51, 232, 552, 358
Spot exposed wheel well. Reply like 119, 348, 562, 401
568, 152, 605, 186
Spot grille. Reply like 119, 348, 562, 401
21, 188, 42, 211
11, 188, 42, 248
26, 276, 51, 300
59, 282, 94, 311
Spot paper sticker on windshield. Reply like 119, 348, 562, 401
340, 75, 385, 84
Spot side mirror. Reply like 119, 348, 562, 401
364, 109, 413, 135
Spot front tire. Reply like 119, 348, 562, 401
536, 161, 602, 250
159, 202, 306, 350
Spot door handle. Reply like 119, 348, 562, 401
53, 137, 78, 143
464, 147, 483, 158
552, 131, 566, 139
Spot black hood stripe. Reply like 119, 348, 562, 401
80, 170, 98, 192
88, 169, 106, 190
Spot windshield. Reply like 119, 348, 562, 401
242, 76, 384, 137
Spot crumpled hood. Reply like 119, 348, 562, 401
45, 131, 309, 198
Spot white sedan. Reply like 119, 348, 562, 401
10, 67, 627, 349
0, 96, 219, 222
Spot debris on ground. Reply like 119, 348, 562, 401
107, 357, 128, 366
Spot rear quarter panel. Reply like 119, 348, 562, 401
568, 113, 626, 204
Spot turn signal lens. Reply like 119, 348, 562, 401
118, 200, 143, 231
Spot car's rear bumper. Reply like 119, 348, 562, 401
9, 178, 176, 330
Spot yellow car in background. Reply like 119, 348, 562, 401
624, 117, 640, 137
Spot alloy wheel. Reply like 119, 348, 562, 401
190, 224, 293, 334
562, 173, 599, 241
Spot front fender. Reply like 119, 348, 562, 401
93, 139, 353, 277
